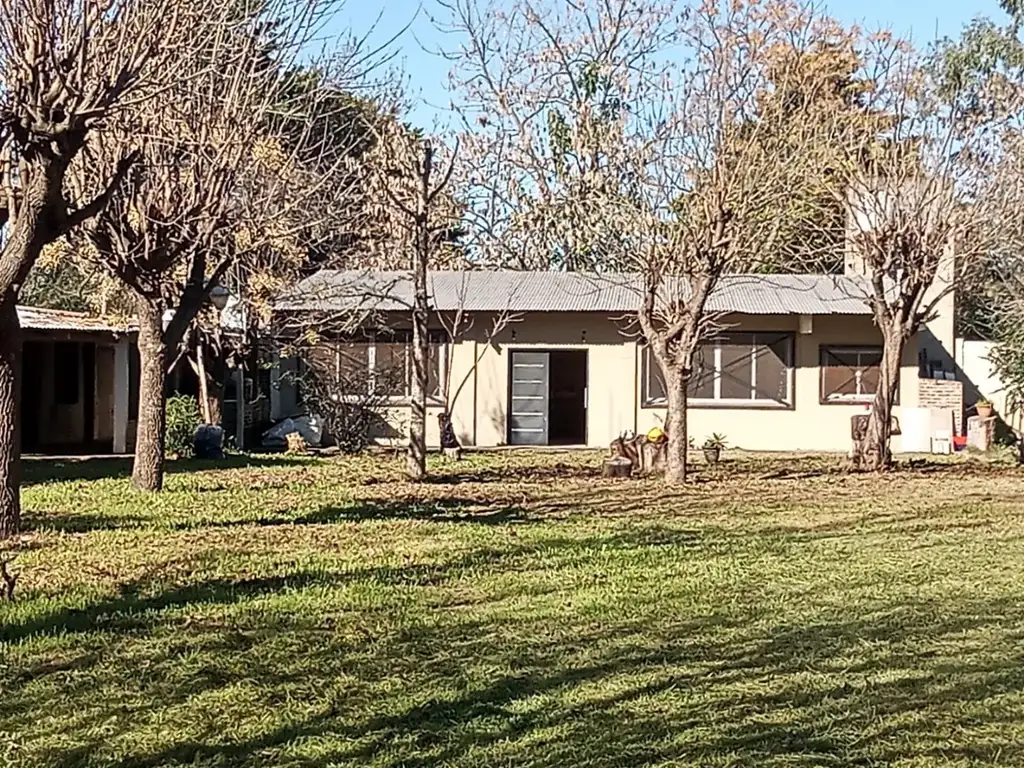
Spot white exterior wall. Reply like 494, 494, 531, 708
274, 311, 923, 453
956, 339, 1007, 417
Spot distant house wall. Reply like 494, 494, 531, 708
956, 339, 1007, 418
463, 312, 634, 448
636, 314, 919, 453
277, 310, 926, 453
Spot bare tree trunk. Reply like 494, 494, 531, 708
664, 370, 689, 485
407, 144, 433, 481
859, 331, 904, 471
196, 338, 212, 424
409, 289, 428, 480
207, 381, 224, 427
132, 301, 168, 491
0, 298, 21, 539
0, 169, 67, 538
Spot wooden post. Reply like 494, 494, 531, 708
113, 338, 131, 454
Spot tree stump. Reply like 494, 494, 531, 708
285, 432, 308, 454
639, 438, 667, 475
602, 456, 634, 478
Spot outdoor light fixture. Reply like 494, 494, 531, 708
209, 285, 230, 311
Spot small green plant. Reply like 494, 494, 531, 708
703, 433, 727, 450
976, 398, 993, 408
165, 395, 201, 458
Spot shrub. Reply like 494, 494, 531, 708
166, 395, 201, 458
291, 356, 395, 454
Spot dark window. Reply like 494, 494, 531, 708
302, 332, 445, 400
642, 333, 794, 407
644, 350, 667, 404
53, 343, 80, 405
129, 345, 140, 419
337, 343, 371, 393
375, 342, 409, 396
689, 345, 715, 399
820, 346, 890, 403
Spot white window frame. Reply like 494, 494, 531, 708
642, 333, 795, 408
820, 346, 883, 404
322, 334, 448, 405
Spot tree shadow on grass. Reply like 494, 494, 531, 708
100, 595, 1024, 768
21, 454, 311, 486
1, 542, 540, 645
293, 499, 530, 526
21, 510, 150, 534
152, 496, 532, 531
21, 492, 534, 536
425, 461, 603, 485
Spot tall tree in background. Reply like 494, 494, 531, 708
749, 40, 887, 273
0, 0, 190, 537
936, 0, 1024, 432
440, 0, 679, 270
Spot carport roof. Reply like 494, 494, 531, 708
17, 306, 134, 334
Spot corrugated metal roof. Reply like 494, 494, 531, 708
276, 270, 876, 315
17, 306, 133, 334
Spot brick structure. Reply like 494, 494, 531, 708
918, 379, 964, 434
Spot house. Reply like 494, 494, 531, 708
272, 259, 963, 453
18, 306, 138, 455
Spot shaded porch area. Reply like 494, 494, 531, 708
18, 307, 138, 456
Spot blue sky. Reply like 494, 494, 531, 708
333, 0, 1006, 127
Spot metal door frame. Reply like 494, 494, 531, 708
506, 349, 589, 446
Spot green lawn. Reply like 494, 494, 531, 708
3, 450, 1024, 767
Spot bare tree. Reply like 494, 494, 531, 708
443, 0, 840, 484
373, 136, 459, 480
0, 0, 190, 536
69, 0, 358, 491
439, 0, 680, 271
829, 32, 1005, 469
436, 275, 522, 423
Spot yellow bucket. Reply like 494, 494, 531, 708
646, 426, 666, 443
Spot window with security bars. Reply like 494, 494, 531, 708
819, 346, 893, 403
642, 332, 794, 407
302, 331, 447, 399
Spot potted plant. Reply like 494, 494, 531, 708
702, 433, 727, 464
976, 399, 995, 420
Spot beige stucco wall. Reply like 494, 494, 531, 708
451, 312, 637, 447
634, 314, 918, 453
449, 312, 917, 453
276, 311, 921, 453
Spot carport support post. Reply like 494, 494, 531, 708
113, 338, 131, 454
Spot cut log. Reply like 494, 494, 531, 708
602, 456, 634, 478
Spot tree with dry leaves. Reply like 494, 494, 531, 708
68, 0, 361, 491
827, 30, 1013, 470
937, 2, 1024, 447
362, 121, 461, 479
440, 0, 681, 271
443, 0, 844, 484
0, 0, 196, 537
